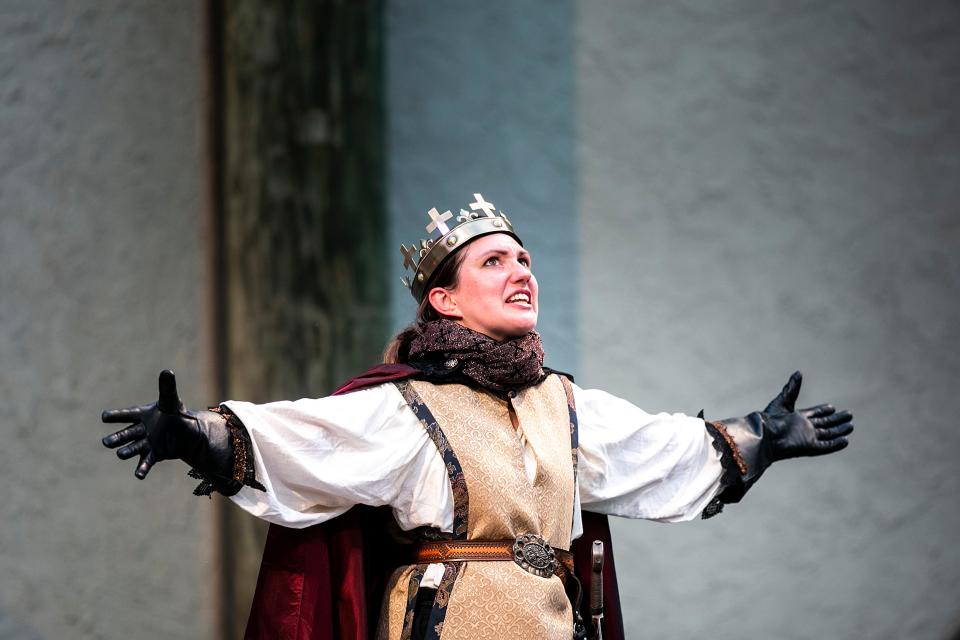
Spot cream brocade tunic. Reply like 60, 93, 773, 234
225, 375, 726, 639
377, 377, 577, 639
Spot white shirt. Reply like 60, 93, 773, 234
225, 382, 723, 540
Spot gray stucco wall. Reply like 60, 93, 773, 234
577, 2, 960, 639
0, 3, 214, 639
386, 1, 578, 374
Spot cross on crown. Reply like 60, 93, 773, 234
425, 208, 453, 235
398, 193, 520, 300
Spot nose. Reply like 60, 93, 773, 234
510, 260, 531, 282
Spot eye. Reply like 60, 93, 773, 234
484, 256, 500, 266
519, 256, 531, 267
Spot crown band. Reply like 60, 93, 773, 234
400, 193, 521, 301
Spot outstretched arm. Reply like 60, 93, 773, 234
101, 369, 253, 495
706, 371, 853, 510
574, 371, 853, 522
101, 375, 453, 529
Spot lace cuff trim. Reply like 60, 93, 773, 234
189, 405, 266, 497
702, 419, 748, 519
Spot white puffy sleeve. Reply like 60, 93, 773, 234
574, 383, 725, 523
221, 384, 452, 531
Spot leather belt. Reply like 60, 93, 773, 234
411, 534, 573, 581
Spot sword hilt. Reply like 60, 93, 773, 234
590, 540, 604, 640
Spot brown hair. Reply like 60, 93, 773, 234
383, 247, 469, 364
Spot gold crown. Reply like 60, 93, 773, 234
400, 193, 521, 301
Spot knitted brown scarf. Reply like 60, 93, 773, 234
407, 319, 545, 392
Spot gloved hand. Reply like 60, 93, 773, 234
714, 371, 853, 485
762, 371, 853, 461
101, 370, 234, 483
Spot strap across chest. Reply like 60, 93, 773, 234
395, 376, 579, 550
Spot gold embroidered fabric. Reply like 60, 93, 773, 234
378, 565, 422, 640
378, 376, 576, 640
443, 562, 570, 639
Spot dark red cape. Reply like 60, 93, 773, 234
244, 364, 625, 639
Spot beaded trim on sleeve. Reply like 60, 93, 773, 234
701, 419, 748, 519
706, 420, 747, 476
188, 405, 266, 497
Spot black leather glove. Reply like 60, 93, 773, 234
101, 370, 236, 489
714, 371, 853, 486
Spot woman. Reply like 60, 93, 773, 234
102, 194, 853, 640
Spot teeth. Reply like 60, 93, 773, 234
507, 293, 530, 304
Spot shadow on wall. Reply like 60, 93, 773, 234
0, 609, 44, 640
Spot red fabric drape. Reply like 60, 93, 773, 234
245, 513, 357, 640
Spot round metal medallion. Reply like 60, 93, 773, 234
512, 533, 556, 578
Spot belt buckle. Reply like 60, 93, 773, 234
512, 533, 556, 578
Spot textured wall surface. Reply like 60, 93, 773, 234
0, 3, 215, 639
577, 2, 960, 639
385, 1, 578, 373
217, 3, 389, 635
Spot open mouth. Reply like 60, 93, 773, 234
505, 292, 532, 307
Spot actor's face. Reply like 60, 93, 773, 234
429, 233, 538, 341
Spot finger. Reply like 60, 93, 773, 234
157, 369, 181, 413
765, 371, 802, 413
116, 438, 150, 461
811, 410, 852, 428
781, 371, 802, 412
799, 404, 835, 419
102, 424, 146, 448
817, 422, 854, 440
101, 407, 143, 424
812, 437, 849, 455
135, 451, 156, 479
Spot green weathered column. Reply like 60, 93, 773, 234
214, 1, 386, 636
